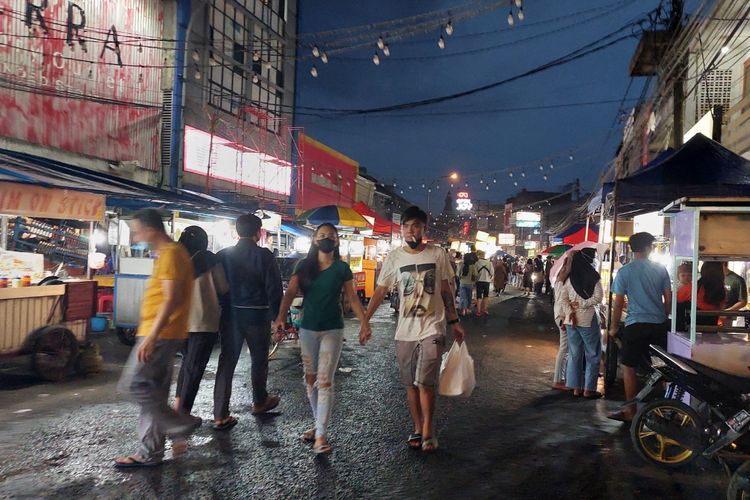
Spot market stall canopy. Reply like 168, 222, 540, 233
352, 202, 398, 235
280, 222, 314, 237
296, 205, 371, 229
617, 134, 750, 214
0, 149, 242, 216
553, 223, 599, 245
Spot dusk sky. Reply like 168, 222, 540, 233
294, 0, 662, 212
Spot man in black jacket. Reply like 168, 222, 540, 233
213, 214, 283, 429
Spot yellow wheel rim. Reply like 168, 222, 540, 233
636, 405, 696, 465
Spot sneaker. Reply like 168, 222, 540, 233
251, 394, 280, 415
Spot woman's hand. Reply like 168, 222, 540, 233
271, 319, 285, 342
359, 322, 372, 345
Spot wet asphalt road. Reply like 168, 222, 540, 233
0, 290, 727, 499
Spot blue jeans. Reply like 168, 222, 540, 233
459, 284, 473, 310
565, 321, 601, 391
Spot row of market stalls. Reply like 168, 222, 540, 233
577, 133, 750, 388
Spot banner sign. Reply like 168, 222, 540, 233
0, 182, 105, 221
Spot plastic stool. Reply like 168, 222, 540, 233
98, 294, 114, 314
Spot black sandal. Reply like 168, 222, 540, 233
213, 416, 239, 431
407, 433, 422, 449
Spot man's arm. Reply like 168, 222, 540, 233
365, 285, 389, 321
727, 278, 748, 311
608, 293, 625, 337
138, 279, 183, 362
265, 252, 283, 320
663, 288, 673, 316
441, 278, 465, 342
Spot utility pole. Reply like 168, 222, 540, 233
670, 0, 685, 148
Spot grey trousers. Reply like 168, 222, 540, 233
213, 310, 271, 420
118, 337, 196, 462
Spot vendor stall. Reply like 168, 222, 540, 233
0, 181, 100, 380
663, 197, 750, 377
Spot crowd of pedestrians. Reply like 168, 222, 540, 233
114, 206, 466, 467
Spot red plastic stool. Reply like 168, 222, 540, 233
98, 294, 114, 314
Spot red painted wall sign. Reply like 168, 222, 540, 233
0, 0, 164, 170
298, 133, 358, 210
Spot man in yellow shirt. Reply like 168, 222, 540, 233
115, 209, 198, 468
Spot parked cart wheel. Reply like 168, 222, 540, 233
116, 327, 137, 346
31, 326, 79, 381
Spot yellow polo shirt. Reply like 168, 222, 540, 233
137, 242, 194, 340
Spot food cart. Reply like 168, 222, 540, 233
662, 197, 750, 376
0, 182, 101, 380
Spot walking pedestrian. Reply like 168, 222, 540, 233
213, 214, 283, 430
559, 249, 603, 398
493, 257, 509, 297
365, 206, 465, 453
544, 257, 554, 295
474, 250, 494, 316
174, 226, 228, 417
458, 253, 478, 316
533, 255, 544, 295
608, 232, 672, 422
115, 209, 198, 468
551, 254, 572, 391
272, 223, 372, 455
522, 258, 534, 296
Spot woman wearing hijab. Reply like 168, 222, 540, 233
559, 248, 604, 398
551, 254, 573, 391
174, 226, 229, 419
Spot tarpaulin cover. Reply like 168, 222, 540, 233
617, 134, 750, 210
352, 202, 398, 234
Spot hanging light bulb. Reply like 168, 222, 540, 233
445, 20, 454, 36
549, 163, 554, 169
138, 43, 143, 53
515, 0, 522, 7
253, 50, 261, 62
539, 165, 544, 170
372, 53, 380, 65
543, 175, 548, 181
252, 73, 260, 83
493, 178, 497, 183
264, 60, 272, 71
192, 49, 200, 63
721, 45, 730, 54
310, 65, 318, 77
438, 36, 446, 49
569, 154, 574, 161
321, 52, 329, 64
507, 11, 515, 26
486, 186, 490, 191
518, 7, 525, 21
513, 181, 518, 186
521, 172, 526, 177
383, 45, 390, 57
509, 172, 513, 178
377, 37, 385, 50
312, 46, 320, 58
194, 68, 201, 80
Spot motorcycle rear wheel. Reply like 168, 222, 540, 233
727, 460, 750, 500
631, 399, 702, 469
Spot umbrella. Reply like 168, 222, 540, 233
542, 244, 571, 257
549, 242, 610, 284
296, 205, 371, 228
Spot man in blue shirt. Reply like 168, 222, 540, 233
608, 232, 672, 422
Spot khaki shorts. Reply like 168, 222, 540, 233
396, 335, 446, 387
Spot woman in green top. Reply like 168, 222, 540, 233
273, 223, 372, 455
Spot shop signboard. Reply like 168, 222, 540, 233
497, 233, 515, 246
516, 211, 541, 228
298, 134, 358, 209
0, 0, 164, 170
475, 230, 489, 242
184, 127, 292, 195
524, 241, 539, 250
0, 182, 104, 221
456, 191, 473, 212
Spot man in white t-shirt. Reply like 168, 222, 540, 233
363, 206, 465, 453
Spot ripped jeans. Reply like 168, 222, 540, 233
299, 328, 344, 440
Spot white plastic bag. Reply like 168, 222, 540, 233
439, 341, 476, 397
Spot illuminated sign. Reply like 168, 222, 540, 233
475, 230, 489, 242
497, 233, 515, 246
184, 126, 292, 195
515, 211, 541, 228
456, 191, 473, 211
524, 241, 539, 250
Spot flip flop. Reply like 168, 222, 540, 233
421, 437, 439, 453
313, 443, 333, 455
113, 455, 164, 469
550, 383, 571, 392
607, 410, 633, 422
407, 433, 422, 449
212, 416, 239, 431
302, 429, 316, 443
583, 392, 603, 400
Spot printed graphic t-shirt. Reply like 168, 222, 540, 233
137, 242, 194, 340
377, 244, 455, 342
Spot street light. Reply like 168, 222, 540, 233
426, 172, 459, 216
